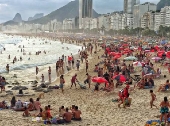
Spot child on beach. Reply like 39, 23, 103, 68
150, 90, 157, 109
41, 74, 44, 82
23, 107, 31, 117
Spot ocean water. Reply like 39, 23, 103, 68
0, 33, 81, 83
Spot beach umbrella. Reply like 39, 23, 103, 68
113, 75, 127, 82
92, 77, 108, 83
151, 57, 162, 60
124, 56, 137, 61
113, 55, 121, 59
133, 61, 142, 67
144, 50, 150, 53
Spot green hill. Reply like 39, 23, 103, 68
26, 0, 99, 24
157, 0, 170, 11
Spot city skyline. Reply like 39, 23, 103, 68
0, 0, 160, 23
79, 0, 93, 29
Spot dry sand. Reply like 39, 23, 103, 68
0, 42, 169, 126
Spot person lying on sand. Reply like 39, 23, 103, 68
135, 78, 145, 89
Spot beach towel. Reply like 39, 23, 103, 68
32, 117, 42, 122
77, 81, 86, 89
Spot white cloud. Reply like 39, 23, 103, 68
0, 0, 161, 23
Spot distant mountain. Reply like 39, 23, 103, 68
28, 13, 44, 21
3, 20, 19, 26
13, 13, 22, 23
157, 0, 170, 10
27, 0, 100, 24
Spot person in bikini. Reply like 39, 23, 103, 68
150, 90, 157, 109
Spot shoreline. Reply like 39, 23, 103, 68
0, 33, 83, 93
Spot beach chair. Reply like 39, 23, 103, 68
77, 81, 86, 89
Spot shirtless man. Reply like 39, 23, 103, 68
150, 90, 157, 109
84, 73, 91, 88
72, 106, 81, 121
63, 108, 72, 123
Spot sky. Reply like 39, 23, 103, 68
0, 0, 160, 23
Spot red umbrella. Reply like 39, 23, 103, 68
113, 55, 121, 59
113, 74, 127, 82
92, 77, 108, 83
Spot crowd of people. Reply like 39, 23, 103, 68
2, 33, 170, 125
0, 96, 82, 125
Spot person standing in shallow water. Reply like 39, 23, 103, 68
6, 64, 9, 73
48, 67, 51, 83
36, 66, 39, 75
41, 74, 44, 82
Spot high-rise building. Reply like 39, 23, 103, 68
133, 2, 156, 28
124, 0, 140, 14
79, 0, 93, 29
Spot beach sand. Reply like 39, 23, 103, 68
0, 37, 169, 126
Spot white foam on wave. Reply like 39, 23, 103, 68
0, 34, 81, 75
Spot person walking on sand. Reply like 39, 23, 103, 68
150, 90, 157, 109
84, 73, 91, 88
86, 60, 88, 72
36, 66, 39, 75
59, 75, 65, 93
70, 74, 78, 89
